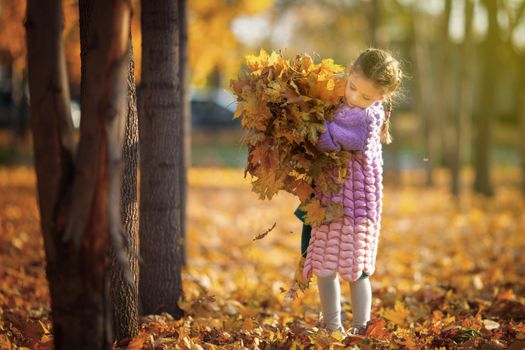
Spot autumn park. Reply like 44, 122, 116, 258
1, 0, 525, 349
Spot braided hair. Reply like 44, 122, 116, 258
351, 49, 402, 144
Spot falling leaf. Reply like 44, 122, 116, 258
253, 222, 276, 241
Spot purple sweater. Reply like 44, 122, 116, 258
303, 101, 385, 282
316, 104, 368, 152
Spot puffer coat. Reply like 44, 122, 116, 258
303, 100, 385, 282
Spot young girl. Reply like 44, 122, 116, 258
294, 48, 403, 336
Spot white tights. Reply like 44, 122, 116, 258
316, 273, 372, 331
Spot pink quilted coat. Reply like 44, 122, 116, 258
303, 101, 385, 283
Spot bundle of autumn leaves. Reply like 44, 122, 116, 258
230, 49, 351, 226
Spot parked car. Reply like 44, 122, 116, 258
190, 99, 239, 129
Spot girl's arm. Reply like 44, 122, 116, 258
315, 107, 368, 152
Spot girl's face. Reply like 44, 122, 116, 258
344, 67, 386, 109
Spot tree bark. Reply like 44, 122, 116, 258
110, 38, 140, 341
71, 0, 131, 345
25, 0, 77, 347
179, 0, 189, 266
473, 0, 497, 196
451, 0, 474, 197
27, 0, 131, 348
139, 0, 185, 318
79, 0, 139, 341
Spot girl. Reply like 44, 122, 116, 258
294, 48, 403, 336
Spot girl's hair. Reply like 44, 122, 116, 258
351, 48, 403, 144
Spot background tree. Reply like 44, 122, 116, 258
0, 1, 28, 148
411, 1, 440, 186
188, 0, 274, 87
109, 38, 140, 340
473, 0, 498, 196
451, 0, 474, 197
501, 1, 525, 195
138, 0, 185, 318
26, 0, 131, 347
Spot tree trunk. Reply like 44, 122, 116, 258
110, 38, 140, 341
412, 3, 439, 186
438, 0, 453, 185
473, 0, 497, 196
79, 1, 139, 340
139, 0, 185, 318
26, 0, 131, 348
179, 0, 189, 267
367, 0, 401, 187
25, 0, 77, 347
505, 3, 525, 195
520, 83, 525, 196
367, 0, 380, 47
451, 0, 474, 197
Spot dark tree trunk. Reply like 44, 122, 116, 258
139, 0, 185, 318
110, 38, 140, 341
473, 0, 497, 196
26, 0, 131, 348
25, 0, 77, 347
179, 0, 189, 266
451, 0, 474, 197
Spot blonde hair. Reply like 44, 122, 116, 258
351, 48, 403, 144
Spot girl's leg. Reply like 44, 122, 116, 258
349, 276, 372, 327
317, 273, 344, 332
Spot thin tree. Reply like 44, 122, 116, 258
450, 0, 474, 197
473, 0, 498, 196
438, 0, 452, 168
503, 2, 525, 195
26, 0, 131, 348
518, 47, 525, 197
139, 0, 185, 318
367, 0, 402, 187
412, 1, 440, 186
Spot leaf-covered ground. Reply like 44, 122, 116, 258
1, 166, 525, 350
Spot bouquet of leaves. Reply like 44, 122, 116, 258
230, 49, 352, 226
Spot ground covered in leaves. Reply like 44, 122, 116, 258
1, 166, 525, 349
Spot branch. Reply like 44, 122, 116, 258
511, 1, 525, 34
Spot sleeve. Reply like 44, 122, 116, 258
315, 107, 368, 152
316, 121, 341, 152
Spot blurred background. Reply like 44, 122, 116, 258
0, 0, 524, 195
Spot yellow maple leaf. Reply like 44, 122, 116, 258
383, 301, 411, 326
294, 180, 314, 202
303, 199, 326, 226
